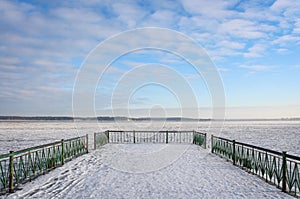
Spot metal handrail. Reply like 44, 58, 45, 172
0, 135, 88, 194
211, 135, 300, 197
94, 130, 207, 149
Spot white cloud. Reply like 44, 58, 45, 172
216, 40, 245, 50
277, 48, 289, 54
293, 19, 300, 34
217, 67, 229, 72
142, 10, 178, 27
273, 35, 300, 46
180, 0, 236, 19
112, 2, 148, 28
179, 16, 220, 34
271, 0, 300, 17
221, 19, 266, 39
239, 64, 272, 71
270, 0, 300, 33
243, 43, 267, 58
0, 57, 21, 65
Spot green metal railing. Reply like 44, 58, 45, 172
193, 132, 206, 148
0, 135, 88, 194
94, 130, 206, 149
94, 131, 109, 150
211, 135, 300, 197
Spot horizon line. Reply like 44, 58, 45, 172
0, 116, 299, 121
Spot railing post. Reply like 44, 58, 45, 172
233, 140, 236, 165
86, 134, 89, 153
204, 133, 207, 149
106, 130, 110, 143
166, 131, 169, 144
251, 147, 255, 174
133, 130, 136, 143
61, 139, 65, 165
9, 151, 14, 193
94, 132, 97, 150
282, 151, 287, 192
192, 131, 195, 144
211, 135, 214, 153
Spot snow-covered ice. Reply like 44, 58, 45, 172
1, 120, 300, 156
5, 144, 292, 199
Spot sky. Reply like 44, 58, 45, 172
0, 0, 300, 119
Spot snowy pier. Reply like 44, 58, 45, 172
2, 130, 299, 198
6, 144, 292, 198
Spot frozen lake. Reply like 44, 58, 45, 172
0, 120, 299, 156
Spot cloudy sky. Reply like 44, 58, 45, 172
0, 0, 300, 119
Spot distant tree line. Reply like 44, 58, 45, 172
0, 116, 213, 121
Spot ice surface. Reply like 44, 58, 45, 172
0, 120, 299, 156
4, 144, 292, 199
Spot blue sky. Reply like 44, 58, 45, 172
0, 0, 300, 118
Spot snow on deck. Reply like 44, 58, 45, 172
6, 144, 292, 199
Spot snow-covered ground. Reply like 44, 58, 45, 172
4, 144, 292, 199
0, 120, 299, 156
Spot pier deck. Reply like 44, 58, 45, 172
6, 144, 291, 198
